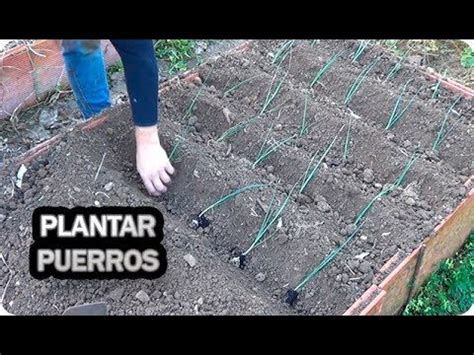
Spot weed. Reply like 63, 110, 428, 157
460, 47, 474, 68
154, 40, 196, 74
106, 62, 123, 81
404, 233, 473, 315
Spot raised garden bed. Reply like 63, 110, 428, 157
0, 40, 472, 315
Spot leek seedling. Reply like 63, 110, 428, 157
311, 40, 320, 47
168, 134, 186, 162
432, 96, 463, 151
239, 180, 299, 267
352, 40, 371, 62
385, 79, 424, 130
253, 133, 296, 169
300, 95, 310, 136
344, 56, 381, 106
383, 52, 407, 83
299, 125, 344, 193
286, 152, 419, 305
260, 51, 291, 115
192, 183, 268, 228
216, 105, 284, 142
223, 73, 264, 96
343, 115, 353, 161
431, 69, 447, 99
310, 49, 346, 88
354, 152, 419, 224
272, 40, 296, 66
260, 71, 287, 115
285, 218, 368, 305
169, 65, 215, 158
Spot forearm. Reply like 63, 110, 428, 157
110, 39, 159, 127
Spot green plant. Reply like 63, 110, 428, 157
223, 74, 264, 96
272, 40, 296, 66
432, 95, 463, 151
300, 95, 310, 136
253, 132, 296, 169
168, 65, 214, 159
287, 218, 368, 302
342, 115, 353, 161
239, 181, 299, 264
353, 152, 419, 225
198, 183, 269, 222
154, 40, 196, 74
310, 49, 346, 88
287, 153, 419, 303
404, 233, 473, 315
460, 47, 474, 68
299, 125, 344, 193
216, 105, 283, 142
385, 79, 423, 130
261, 70, 287, 115
344, 56, 381, 106
383, 52, 407, 83
106, 62, 123, 80
380, 40, 402, 55
168, 134, 186, 162
431, 69, 447, 100
352, 40, 371, 62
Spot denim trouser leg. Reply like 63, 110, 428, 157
61, 40, 111, 119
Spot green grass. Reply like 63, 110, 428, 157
106, 62, 123, 81
154, 40, 196, 74
404, 233, 473, 315
460, 47, 474, 68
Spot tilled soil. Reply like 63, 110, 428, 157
0, 40, 472, 315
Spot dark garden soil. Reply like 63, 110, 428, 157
0, 40, 472, 315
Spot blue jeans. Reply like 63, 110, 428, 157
61, 39, 159, 126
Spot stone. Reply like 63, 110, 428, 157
362, 169, 374, 183
108, 287, 125, 302
317, 201, 331, 213
135, 290, 150, 303
183, 254, 197, 267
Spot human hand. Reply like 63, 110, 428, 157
135, 125, 174, 196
